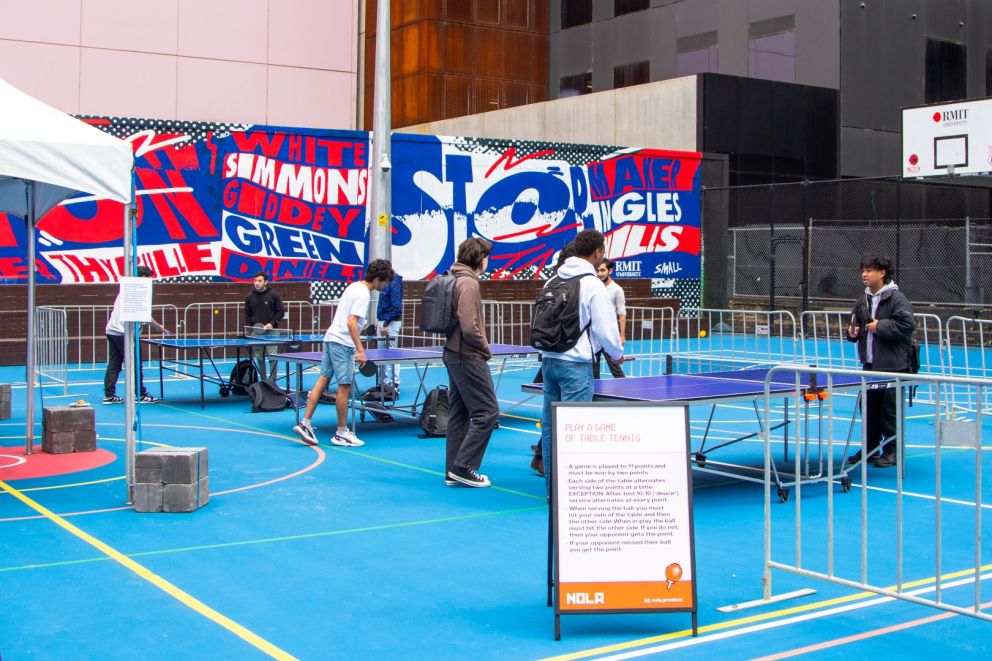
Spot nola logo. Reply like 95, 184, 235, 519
566, 592, 606, 605
933, 109, 969, 125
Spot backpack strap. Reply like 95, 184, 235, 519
562, 272, 597, 361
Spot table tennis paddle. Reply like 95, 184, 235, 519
358, 359, 378, 377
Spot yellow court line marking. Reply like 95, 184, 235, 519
752, 599, 992, 660
0, 478, 297, 661
537, 563, 992, 661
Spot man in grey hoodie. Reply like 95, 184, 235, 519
538, 230, 624, 496
845, 255, 916, 468
444, 238, 498, 488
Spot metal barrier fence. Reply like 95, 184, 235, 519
43, 304, 181, 368
945, 316, 992, 415
762, 365, 991, 624
678, 308, 798, 367
34, 307, 69, 393
799, 311, 946, 406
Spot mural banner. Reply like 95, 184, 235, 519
0, 119, 701, 288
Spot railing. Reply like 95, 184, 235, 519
678, 308, 798, 368
944, 316, 992, 414
42, 304, 180, 368
621, 305, 678, 377
762, 366, 991, 624
33, 306, 69, 393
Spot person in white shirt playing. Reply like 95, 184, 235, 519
537, 230, 624, 497
594, 258, 627, 379
292, 259, 395, 447
103, 265, 170, 404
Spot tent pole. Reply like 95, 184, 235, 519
123, 179, 136, 504
24, 181, 36, 454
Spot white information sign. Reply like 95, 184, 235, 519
553, 403, 696, 615
118, 277, 153, 323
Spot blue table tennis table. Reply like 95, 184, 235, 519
524, 366, 893, 500
142, 333, 329, 409
271, 343, 538, 430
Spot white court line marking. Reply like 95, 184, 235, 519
594, 573, 992, 660
0, 454, 27, 468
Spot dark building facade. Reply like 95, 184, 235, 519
550, 0, 992, 178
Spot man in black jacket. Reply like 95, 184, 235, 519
245, 270, 285, 379
845, 256, 915, 468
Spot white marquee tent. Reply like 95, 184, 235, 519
0, 77, 137, 497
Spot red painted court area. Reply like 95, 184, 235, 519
0, 445, 116, 481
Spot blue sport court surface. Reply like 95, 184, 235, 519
1, 337, 990, 659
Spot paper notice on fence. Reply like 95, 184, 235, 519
119, 277, 153, 322
553, 403, 695, 612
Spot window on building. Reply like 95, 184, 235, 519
560, 71, 592, 97
925, 38, 967, 103
614, 60, 650, 89
987, 48, 992, 96
615, 0, 649, 16
677, 31, 718, 76
747, 15, 795, 83
562, 0, 592, 29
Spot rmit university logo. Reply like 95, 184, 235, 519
935, 109, 969, 123
566, 592, 606, 605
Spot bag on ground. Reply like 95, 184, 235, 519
361, 384, 399, 402
418, 386, 449, 437
420, 273, 458, 334
247, 379, 291, 412
529, 273, 594, 353
228, 358, 258, 396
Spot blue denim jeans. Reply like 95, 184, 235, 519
539, 356, 595, 497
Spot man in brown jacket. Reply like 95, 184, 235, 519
443, 237, 498, 488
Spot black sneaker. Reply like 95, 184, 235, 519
102, 395, 124, 405
139, 393, 160, 404
447, 465, 491, 488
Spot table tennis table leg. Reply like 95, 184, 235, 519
157, 344, 165, 400
198, 350, 206, 410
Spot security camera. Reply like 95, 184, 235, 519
379, 153, 392, 172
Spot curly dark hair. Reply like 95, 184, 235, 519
364, 259, 395, 283
573, 229, 605, 258
860, 255, 893, 283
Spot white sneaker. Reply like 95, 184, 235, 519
332, 429, 365, 447
292, 422, 319, 446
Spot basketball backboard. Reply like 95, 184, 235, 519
902, 96, 992, 178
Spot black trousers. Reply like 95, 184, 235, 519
863, 364, 905, 455
104, 334, 149, 398
593, 350, 625, 379
443, 349, 499, 473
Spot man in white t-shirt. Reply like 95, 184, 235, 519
292, 259, 394, 447
103, 265, 171, 404
594, 258, 626, 379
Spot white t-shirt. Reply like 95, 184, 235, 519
324, 281, 371, 346
106, 293, 125, 335
604, 280, 626, 318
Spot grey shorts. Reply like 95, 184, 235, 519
320, 341, 355, 385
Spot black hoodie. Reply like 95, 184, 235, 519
245, 286, 285, 327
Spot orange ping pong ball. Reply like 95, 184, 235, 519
698, 330, 707, 338
665, 562, 683, 588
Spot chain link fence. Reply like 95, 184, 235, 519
705, 177, 992, 307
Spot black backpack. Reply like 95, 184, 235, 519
361, 384, 399, 402
418, 386, 449, 437
529, 273, 594, 353
420, 273, 458, 335
247, 379, 291, 412
228, 359, 258, 396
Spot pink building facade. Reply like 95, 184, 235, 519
0, 0, 360, 129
